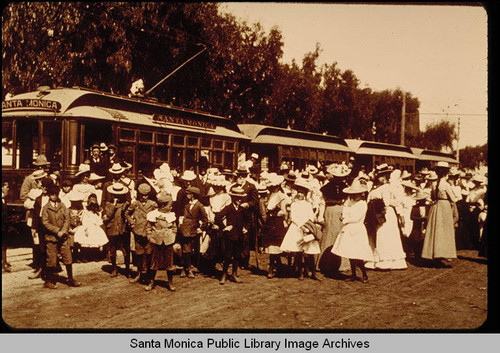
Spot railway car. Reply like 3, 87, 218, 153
410, 147, 459, 171
2, 86, 250, 211
238, 124, 352, 171
345, 139, 417, 173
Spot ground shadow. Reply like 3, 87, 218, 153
457, 255, 487, 265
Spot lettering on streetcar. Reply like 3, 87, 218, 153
2, 99, 62, 112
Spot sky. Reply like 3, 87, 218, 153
220, 3, 488, 149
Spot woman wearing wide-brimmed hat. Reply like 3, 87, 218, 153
331, 178, 373, 283
421, 162, 459, 266
72, 164, 96, 208
365, 164, 408, 270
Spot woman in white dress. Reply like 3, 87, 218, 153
280, 178, 316, 280
365, 165, 407, 270
332, 178, 373, 283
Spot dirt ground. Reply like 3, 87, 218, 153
2, 248, 487, 330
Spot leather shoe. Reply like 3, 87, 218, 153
144, 281, 155, 291
129, 274, 141, 283
66, 278, 81, 287
29, 269, 42, 279
187, 270, 195, 279
166, 282, 176, 291
44, 281, 58, 289
230, 274, 242, 283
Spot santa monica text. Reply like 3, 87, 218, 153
129, 338, 204, 349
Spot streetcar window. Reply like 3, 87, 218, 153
224, 152, 234, 170
83, 121, 113, 161
41, 121, 62, 164
138, 145, 153, 173
120, 128, 136, 141
2, 122, 14, 167
225, 141, 235, 151
16, 120, 39, 168
139, 131, 153, 143
201, 138, 211, 148
157, 133, 169, 144
214, 140, 224, 150
187, 137, 199, 147
213, 150, 223, 166
155, 145, 169, 162
120, 144, 135, 175
172, 135, 185, 146
186, 149, 198, 170
170, 147, 183, 170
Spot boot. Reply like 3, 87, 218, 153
43, 268, 57, 289
129, 272, 141, 284
110, 256, 118, 277
220, 272, 227, 285
144, 280, 155, 291
166, 271, 175, 291
307, 256, 321, 280
29, 268, 42, 279
187, 267, 195, 279
65, 265, 81, 287
298, 266, 304, 281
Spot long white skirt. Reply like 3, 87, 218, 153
365, 207, 407, 269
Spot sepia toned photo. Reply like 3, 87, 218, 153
2, 3, 487, 330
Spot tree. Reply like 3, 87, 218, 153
459, 144, 487, 169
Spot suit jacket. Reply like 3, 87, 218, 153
126, 199, 158, 236
215, 203, 249, 241
42, 201, 70, 242
20, 173, 37, 202
103, 200, 130, 236
90, 157, 108, 177
179, 200, 208, 238
146, 210, 177, 246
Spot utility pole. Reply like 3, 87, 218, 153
400, 91, 406, 145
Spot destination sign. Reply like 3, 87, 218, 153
2, 99, 61, 112
152, 113, 216, 130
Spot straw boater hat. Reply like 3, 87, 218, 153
426, 171, 438, 181
228, 185, 247, 198
206, 167, 220, 176
107, 183, 129, 195
326, 162, 351, 177
375, 163, 393, 178
91, 144, 100, 151
306, 165, 319, 175
75, 163, 91, 176
293, 178, 311, 192
257, 183, 269, 195
107, 144, 117, 151
180, 170, 197, 181
266, 173, 285, 187
120, 161, 132, 170
435, 161, 450, 170
343, 178, 368, 194
301, 171, 310, 179
401, 170, 412, 180
88, 173, 105, 182
221, 168, 235, 176
33, 169, 48, 180
109, 163, 126, 175
185, 186, 200, 195
285, 171, 297, 183
33, 155, 50, 166
99, 142, 108, 152
419, 167, 430, 175
137, 183, 152, 195
207, 175, 228, 187
280, 162, 290, 171
236, 166, 250, 176
251, 153, 259, 160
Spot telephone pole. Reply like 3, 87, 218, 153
400, 91, 406, 145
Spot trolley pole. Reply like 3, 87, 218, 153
400, 91, 406, 145
457, 116, 461, 163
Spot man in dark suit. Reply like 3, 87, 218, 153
178, 186, 208, 278
89, 144, 108, 177
235, 167, 259, 269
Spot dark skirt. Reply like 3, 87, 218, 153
262, 215, 287, 248
150, 243, 174, 271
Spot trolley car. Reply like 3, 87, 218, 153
238, 124, 352, 171
2, 86, 250, 205
411, 147, 459, 170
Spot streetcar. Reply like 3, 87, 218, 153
238, 124, 352, 171
2, 86, 250, 205
410, 147, 459, 170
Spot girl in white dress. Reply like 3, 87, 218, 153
280, 178, 316, 280
332, 179, 373, 283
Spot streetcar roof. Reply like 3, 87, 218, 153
238, 124, 352, 153
2, 87, 250, 139
410, 147, 458, 164
345, 139, 415, 159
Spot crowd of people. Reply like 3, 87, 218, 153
1, 143, 488, 293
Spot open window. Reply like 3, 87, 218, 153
16, 119, 39, 168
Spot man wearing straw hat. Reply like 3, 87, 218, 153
89, 143, 108, 177
20, 154, 51, 201
102, 163, 130, 203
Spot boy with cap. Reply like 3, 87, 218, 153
42, 183, 81, 288
103, 183, 131, 277
178, 186, 208, 278
145, 192, 177, 291
126, 183, 158, 284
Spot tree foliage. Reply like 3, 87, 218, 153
459, 144, 487, 169
2, 3, 458, 150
